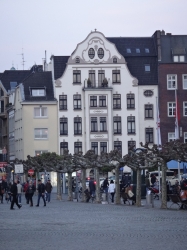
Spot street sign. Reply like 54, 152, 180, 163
28, 169, 34, 176
15, 164, 23, 174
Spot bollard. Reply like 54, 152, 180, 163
146, 190, 152, 208
101, 193, 108, 204
73, 192, 77, 202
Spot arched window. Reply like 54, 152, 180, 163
88, 48, 95, 59
75, 57, 80, 63
98, 48, 104, 59
113, 57, 117, 63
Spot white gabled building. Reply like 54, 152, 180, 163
49, 31, 158, 160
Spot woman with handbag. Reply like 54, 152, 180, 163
125, 185, 136, 205
108, 180, 115, 204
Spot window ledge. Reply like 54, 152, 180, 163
34, 117, 48, 119
74, 134, 83, 137
60, 135, 68, 137
59, 110, 68, 111
73, 82, 82, 85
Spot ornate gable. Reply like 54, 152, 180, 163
68, 31, 126, 64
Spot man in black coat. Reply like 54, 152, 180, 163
10, 180, 22, 210
36, 179, 46, 207
89, 178, 96, 196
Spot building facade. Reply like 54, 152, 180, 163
49, 31, 158, 157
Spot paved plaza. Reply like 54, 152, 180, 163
0, 194, 187, 250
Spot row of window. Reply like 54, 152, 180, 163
33, 101, 187, 120
33, 132, 187, 155
168, 102, 187, 116
73, 68, 150, 85
126, 48, 150, 54
60, 94, 136, 110
167, 74, 187, 89
60, 116, 153, 135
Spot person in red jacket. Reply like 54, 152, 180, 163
24, 181, 29, 204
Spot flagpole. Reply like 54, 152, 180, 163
156, 96, 161, 194
175, 88, 180, 181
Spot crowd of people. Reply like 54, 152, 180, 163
0, 178, 53, 210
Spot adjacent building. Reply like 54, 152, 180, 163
154, 31, 187, 144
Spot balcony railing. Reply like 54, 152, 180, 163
84, 79, 112, 88
60, 130, 68, 135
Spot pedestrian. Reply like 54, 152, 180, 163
89, 178, 96, 197
0, 180, 3, 203
26, 181, 35, 207
24, 181, 29, 204
179, 179, 187, 210
45, 179, 53, 202
102, 177, 109, 193
125, 184, 136, 205
17, 181, 22, 204
108, 180, 115, 204
151, 174, 156, 185
36, 179, 46, 207
10, 180, 22, 210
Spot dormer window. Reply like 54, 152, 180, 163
145, 65, 150, 72
136, 48, 140, 53
113, 57, 117, 63
173, 55, 185, 62
145, 48, 150, 53
75, 57, 80, 63
10, 82, 17, 90
126, 48, 131, 53
31, 89, 45, 96
172, 48, 186, 62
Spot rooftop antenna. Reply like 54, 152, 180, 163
18, 48, 26, 70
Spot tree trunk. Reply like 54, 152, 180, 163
56, 172, 62, 200
81, 168, 86, 202
136, 168, 141, 207
67, 172, 73, 201
161, 162, 167, 209
115, 166, 120, 204
95, 167, 100, 203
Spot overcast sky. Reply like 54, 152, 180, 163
0, 0, 186, 72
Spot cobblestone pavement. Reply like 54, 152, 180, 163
0, 194, 187, 250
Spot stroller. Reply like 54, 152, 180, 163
148, 186, 159, 200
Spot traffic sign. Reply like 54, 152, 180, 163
28, 169, 34, 176
15, 164, 23, 174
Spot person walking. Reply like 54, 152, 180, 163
0, 180, 3, 203
24, 181, 29, 204
26, 181, 35, 207
17, 181, 22, 204
10, 180, 22, 210
102, 177, 109, 201
36, 180, 46, 207
45, 179, 53, 203
89, 178, 96, 197
108, 180, 115, 204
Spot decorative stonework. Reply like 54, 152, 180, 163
55, 79, 62, 87
132, 78, 138, 86
93, 110, 104, 113
94, 134, 104, 138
